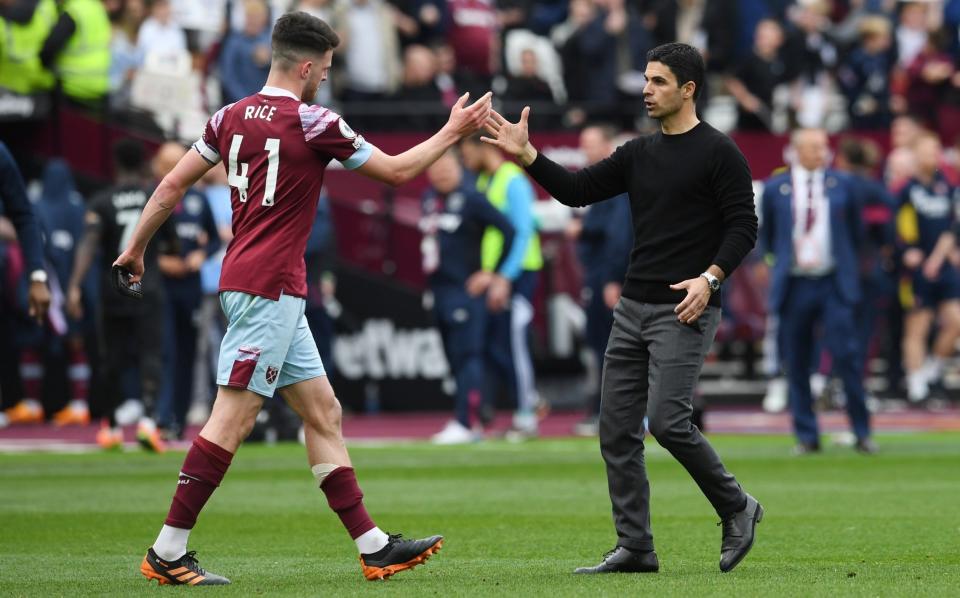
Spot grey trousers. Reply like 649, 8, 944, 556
599, 298, 746, 552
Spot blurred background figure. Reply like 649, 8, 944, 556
0, 142, 51, 427
421, 149, 514, 444
760, 128, 874, 454
726, 18, 787, 132
566, 124, 632, 436
460, 133, 543, 439
7, 160, 93, 427
895, 133, 960, 403
66, 139, 178, 452
219, 0, 273, 103
154, 142, 220, 440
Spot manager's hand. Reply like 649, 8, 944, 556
670, 276, 711, 324
481, 107, 538, 165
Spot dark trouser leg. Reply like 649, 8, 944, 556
585, 284, 614, 417
825, 289, 871, 441
173, 296, 200, 431
643, 303, 746, 518
599, 299, 653, 551
438, 291, 486, 428
100, 313, 134, 427
138, 295, 165, 419
780, 278, 822, 446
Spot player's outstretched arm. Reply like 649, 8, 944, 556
356, 91, 492, 186
113, 149, 213, 283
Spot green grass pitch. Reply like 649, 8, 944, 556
1, 433, 959, 597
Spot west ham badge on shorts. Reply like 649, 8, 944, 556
265, 366, 279, 385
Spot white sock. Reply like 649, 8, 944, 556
355, 527, 389, 554
68, 399, 88, 411
153, 524, 191, 561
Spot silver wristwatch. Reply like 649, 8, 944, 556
700, 271, 720, 293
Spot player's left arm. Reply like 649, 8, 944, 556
355, 92, 491, 186
114, 150, 214, 282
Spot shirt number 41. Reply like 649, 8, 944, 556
227, 134, 280, 206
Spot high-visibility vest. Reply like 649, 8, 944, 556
478, 161, 543, 272
56, 0, 110, 101
0, 0, 57, 94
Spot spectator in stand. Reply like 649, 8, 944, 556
782, 0, 838, 128
895, 1, 932, 70
105, 0, 147, 106
726, 18, 788, 131
895, 133, 960, 403
837, 15, 895, 130
331, 0, 402, 128
526, 0, 568, 36
137, 0, 186, 59
567, 124, 632, 436
388, 0, 447, 47
551, 0, 598, 126
434, 42, 487, 107
0, 0, 57, 96
15, 160, 94, 427
902, 30, 955, 126
295, 0, 333, 20
154, 143, 220, 440
503, 48, 559, 129
39, 0, 112, 104
444, 0, 498, 87
393, 44, 445, 130
219, 0, 273, 103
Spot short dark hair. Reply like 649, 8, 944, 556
646, 42, 705, 101
272, 11, 340, 65
113, 138, 145, 174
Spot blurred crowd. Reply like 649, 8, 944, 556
8, 0, 960, 134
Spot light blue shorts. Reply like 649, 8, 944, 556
216, 291, 325, 397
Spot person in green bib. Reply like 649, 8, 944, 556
460, 132, 543, 438
0, 0, 58, 95
39, 0, 110, 103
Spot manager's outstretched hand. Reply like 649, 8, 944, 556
481, 107, 538, 165
446, 91, 494, 138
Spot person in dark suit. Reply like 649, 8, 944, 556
760, 128, 875, 455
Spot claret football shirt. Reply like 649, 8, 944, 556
193, 86, 373, 300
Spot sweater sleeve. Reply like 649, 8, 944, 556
524, 141, 631, 208
710, 138, 758, 277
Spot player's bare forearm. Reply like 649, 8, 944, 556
388, 127, 461, 185
125, 183, 181, 255
357, 91, 491, 185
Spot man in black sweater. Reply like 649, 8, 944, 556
483, 43, 763, 574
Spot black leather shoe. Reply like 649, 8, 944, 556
792, 442, 821, 456
719, 493, 763, 573
574, 547, 659, 574
854, 438, 878, 454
